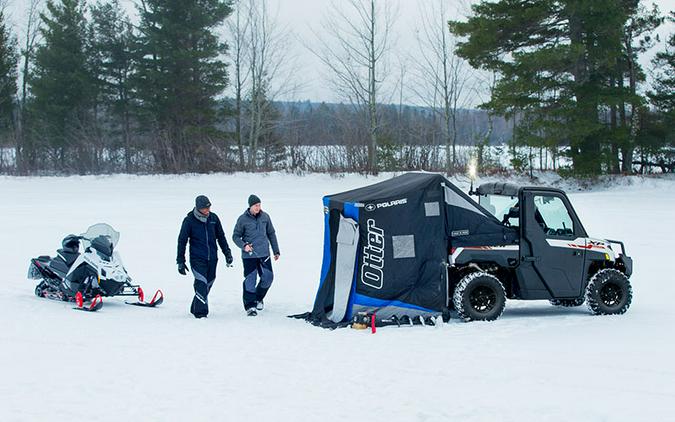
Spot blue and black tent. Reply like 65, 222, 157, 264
299, 172, 512, 327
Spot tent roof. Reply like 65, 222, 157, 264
327, 172, 446, 204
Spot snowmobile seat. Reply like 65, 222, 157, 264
56, 248, 80, 267
54, 235, 81, 267
48, 257, 71, 278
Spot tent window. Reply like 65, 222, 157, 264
392, 235, 415, 259
444, 186, 485, 216
424, 202, 440, 217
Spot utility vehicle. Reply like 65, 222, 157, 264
450, 182, 633, 321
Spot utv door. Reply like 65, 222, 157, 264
518, 191, 586, 298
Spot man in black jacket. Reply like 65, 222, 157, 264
177, 195, 233, 318
232, 194, 280, 316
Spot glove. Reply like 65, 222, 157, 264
178, 262, 189, 275
226, 254, 234, 267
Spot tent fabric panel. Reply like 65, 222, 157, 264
315, 196, 333, 295
341, 202, 361, 321
327, 216, 359, 323
444, 186, 486, 216
351, 292, 437, 314
442, 182, 518, 248
352, 182, 447, 314
310, 205, 342, 318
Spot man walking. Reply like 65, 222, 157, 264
177, 195, 233, 318
232, 194, 280, 316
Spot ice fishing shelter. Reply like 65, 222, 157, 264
306, 172, 512, 327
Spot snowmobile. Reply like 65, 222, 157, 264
27, 223, 163, 312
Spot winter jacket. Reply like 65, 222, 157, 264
232, 209, 280, 259
177, 210, 232, 264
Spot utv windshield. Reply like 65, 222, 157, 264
479, 195, 519, 227
81, 223, 120, 249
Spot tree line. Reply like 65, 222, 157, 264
0, 0, 672, 176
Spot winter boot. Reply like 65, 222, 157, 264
246, 307, 258, 316
256, 300, 264, 311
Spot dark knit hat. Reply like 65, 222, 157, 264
195, 195, 211, 209
248, 194, 261, 207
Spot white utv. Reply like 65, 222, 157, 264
449, 182, 633, 322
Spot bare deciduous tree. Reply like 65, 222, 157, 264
14, 0, 43, 172
226, 0, 297, 170
225, 0, 251, 167
311, 0, 396, 174
19, 0, 42, 108
410, 0, 473, 173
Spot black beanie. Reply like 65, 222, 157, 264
248, 194, 261, 207
195, 195, 211, 209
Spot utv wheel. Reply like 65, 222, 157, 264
549, 298, 585, 307
453, 272, 506, 322
585, 269, 632, 315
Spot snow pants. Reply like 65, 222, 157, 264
242, 257, 274, 310
190, 258, 218, 318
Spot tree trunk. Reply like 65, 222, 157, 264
568, 10, 600, 174
367, 0, 378, 174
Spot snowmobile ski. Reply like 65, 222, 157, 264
73, 292, 103, 312
125, 288, 164, 307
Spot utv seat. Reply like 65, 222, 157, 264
502, 206, 519, 225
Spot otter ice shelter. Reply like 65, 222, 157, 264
305, 172, 513, 327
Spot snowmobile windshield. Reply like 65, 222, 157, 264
90, 236, 114, 257
81, 224, 120, 249
479, 194, 519, 227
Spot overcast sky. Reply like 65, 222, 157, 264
4, 0, 674, 106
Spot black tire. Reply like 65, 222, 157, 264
585, 269, 632, 315
453, 272, 506, 322
549, 298, 585, 307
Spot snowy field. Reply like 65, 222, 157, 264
1, 172, 674, 422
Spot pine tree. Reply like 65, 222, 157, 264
650, 12, 674, 117
90, 0, 135, 171
134, 0, 232, 172
645, 11, 675, 172
30, 0, 95, 164
607, 2, 662, 173
0, 6, 17, 134
450, 0, 639, 175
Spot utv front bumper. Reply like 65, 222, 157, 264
607, 239, 633, 277
621, 255, 633, 277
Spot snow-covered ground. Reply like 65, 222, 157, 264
1, 172, 674, 422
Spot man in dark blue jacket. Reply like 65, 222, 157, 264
177, 195, 233, 318
232, 194, 280, 316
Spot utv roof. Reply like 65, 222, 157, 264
476, 182, 521, 197
476, 182, 566, 197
